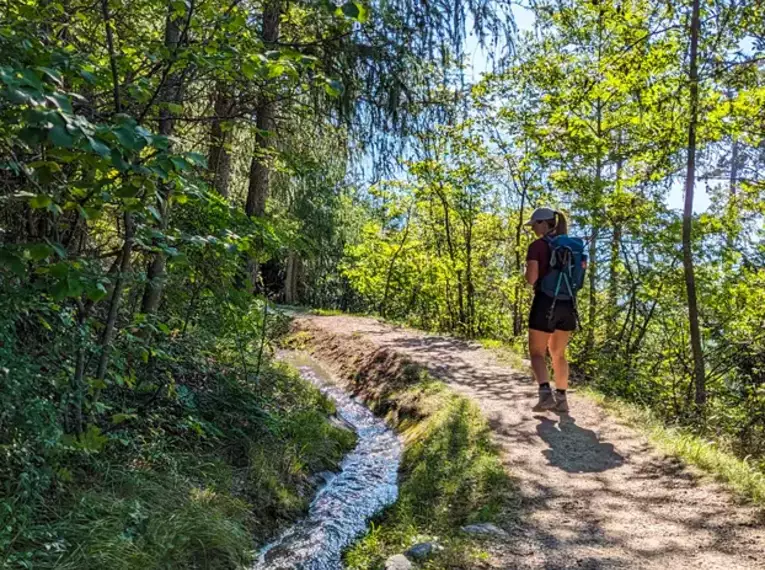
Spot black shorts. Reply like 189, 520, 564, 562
529, 292, 576, 333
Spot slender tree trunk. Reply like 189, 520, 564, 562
513, 186, 527, 336
245, 101, 274, 217
435, 185, 465, 331
245, 0, 281, 217
284, 250, 298, 304
208, 84, 233, 198
70, 302, 91, 434
379, 209, 412, 317
726, 138, 739, 249
607, 223, 621, 339
244, 0, 281, 290
97, 213, 134, 380
141, 2, 186, 314
101, 0, 120, 113
607, 151, 624, 342
586, 161, 602, 354
683, 0, 706, 410
94, 0, 131, 385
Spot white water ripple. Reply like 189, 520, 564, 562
252, 352, 402, 570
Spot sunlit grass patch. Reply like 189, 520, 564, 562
344, 374, 518, 569
311, 308, 346, 316
477, 337, 529, 372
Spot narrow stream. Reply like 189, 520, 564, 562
252, 351, 402, 570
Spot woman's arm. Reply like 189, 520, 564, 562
525, 260, 539, 286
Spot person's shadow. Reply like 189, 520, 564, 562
536, 415, 624, 473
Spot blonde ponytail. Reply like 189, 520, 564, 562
554, 210, 568, 235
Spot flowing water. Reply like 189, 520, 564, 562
252, 351, 402, 570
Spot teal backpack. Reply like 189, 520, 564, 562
540, 234, 587, 325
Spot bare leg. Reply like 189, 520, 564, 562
529, 329, 551, 385
548, 330, 571, 390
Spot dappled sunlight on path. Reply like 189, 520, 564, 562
299, 315, 765, 569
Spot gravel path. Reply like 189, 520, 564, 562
297, 314, 765, 570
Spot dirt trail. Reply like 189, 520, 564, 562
297, 314, 764, 570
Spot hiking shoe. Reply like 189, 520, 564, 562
532, 387, 556, 412
554, 392, 569, 413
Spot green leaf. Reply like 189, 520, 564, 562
341, 1, 360, 19
30, 194, 53, 209
28, 243, 53, 261
20, 69, 44, 91
148, 205, 162, 221
86, 136, 111, 157
50, 242, 68, 258
37, 66, 63, 86
80, 206, 102, 220
185, 152, 207, 167
72, 424, 109, 453
113, 126, 140, 150
111, 413, 137, 425
0, 250, 26, 277
166, 102, 184, 115
267, 63, 286, 79
324, 79, 344, 97
49, 125, 74, 148
242, 61, 257, 79
356, 3, 369, 23
116, 185, 140, 199
48, 93, 74, 114
170, 156, 189, 171
110, 149, 130, 171
80, 69, 97, 84
86, 282, 108, 302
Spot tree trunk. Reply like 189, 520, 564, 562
435, 185, 465, 331
513, 186, 527, 336
464, 218, 475, 338
245, 0, 281, 218
607, 150, 624, 342
208, 84, 233, 198
607, 222, 621, 340
284, 250, 298, 304
244, 0, 281, 290
585, 85, 604, 357
683, 0, 706, 411
379, 209, 412, 317
96, 213, 134, 380
726, 137, 739, 249
141, 1, 185, 315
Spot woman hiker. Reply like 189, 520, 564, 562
524, 207, 577, 413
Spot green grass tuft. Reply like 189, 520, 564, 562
344, 375, 518, 569
476, 338, 529, 372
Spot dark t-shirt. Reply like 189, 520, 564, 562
526, 238, 550, 290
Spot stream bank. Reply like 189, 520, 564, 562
253, 351, 402, 569
282, 322, 519, 570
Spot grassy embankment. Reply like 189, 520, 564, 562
285, 327, 520, 570
2, 311, 356, 570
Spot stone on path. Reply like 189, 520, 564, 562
385, 554, 413, 570
405, 542, 442, 561
461, 522, 509, 538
